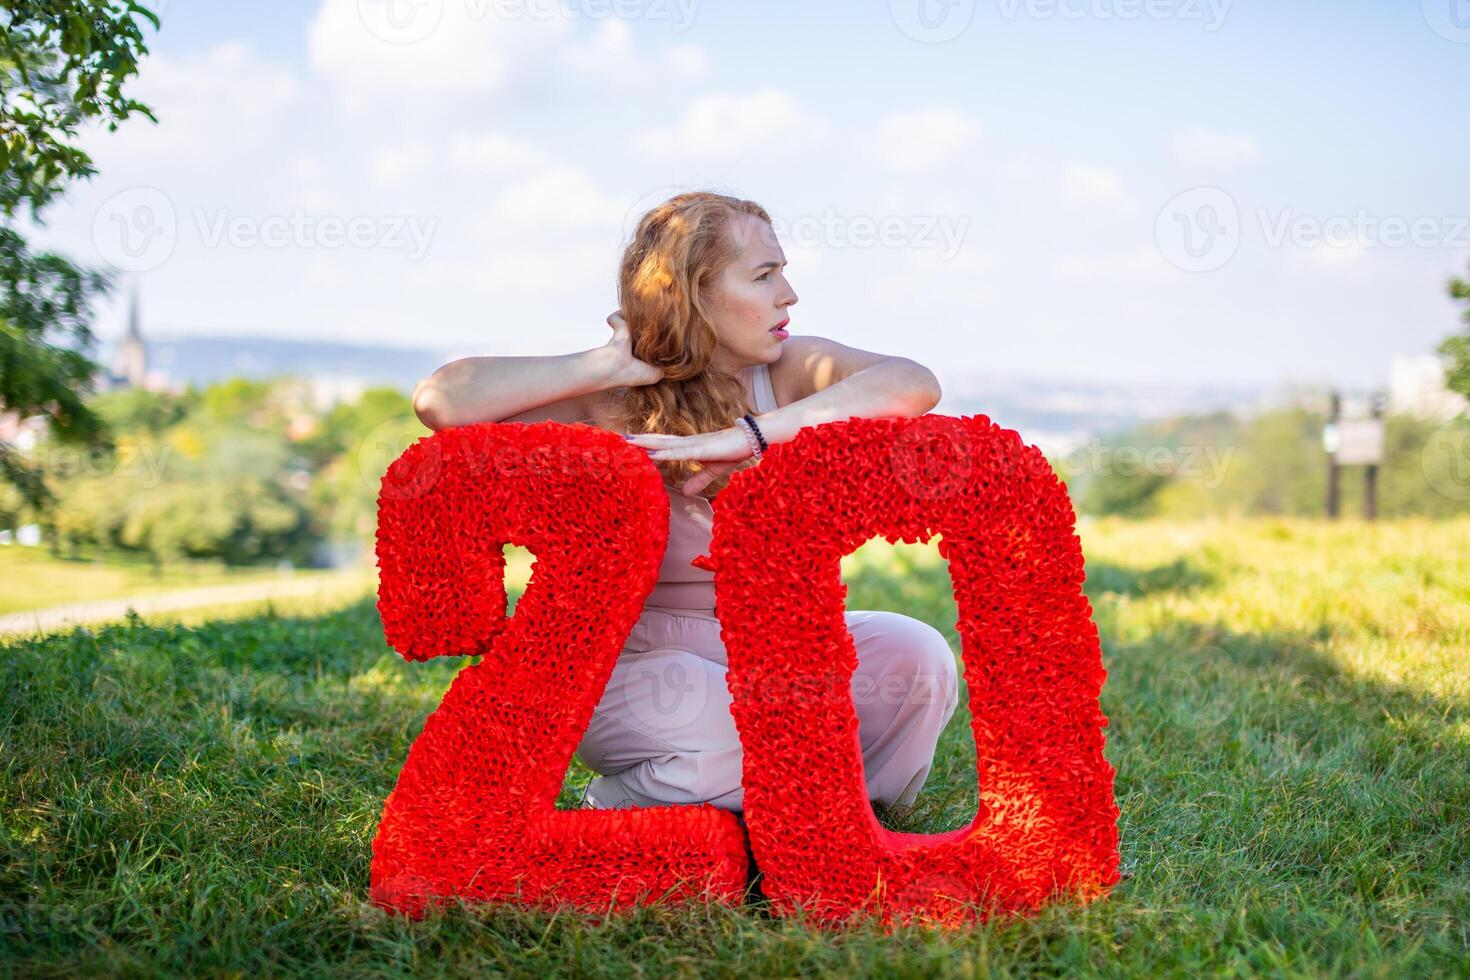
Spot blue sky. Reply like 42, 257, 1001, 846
21, 0, 1470, 390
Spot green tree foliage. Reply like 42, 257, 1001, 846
298, 386, 411, 467
27, 375, 316, 565
116, 478, 311, 566
1075, 405, 1470, 519
1438, 266, 1470, 401
90, 385, 192, 434
0, 1, 159, 512
198, 377, 275, 425
23, 376, 424, 566
305, 389, 420, 542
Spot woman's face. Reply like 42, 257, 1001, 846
706, 212, 798, 371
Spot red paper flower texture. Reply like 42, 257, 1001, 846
369, 414, 1121, 930
708, 414, 1120, 928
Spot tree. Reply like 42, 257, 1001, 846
1439, 267, 1470, 402
0, 1, 159, 515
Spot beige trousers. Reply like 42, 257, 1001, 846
574, 607, 961, 813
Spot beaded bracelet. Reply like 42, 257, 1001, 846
740, 413, 768, 456
740, 414, 764, 461
735, 417, 762, 459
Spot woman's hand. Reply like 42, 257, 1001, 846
625, 426, 754, 497
601, 312, 664, 388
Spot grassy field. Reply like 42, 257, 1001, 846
0, 547, 351, 617
2, 518, 1466, 976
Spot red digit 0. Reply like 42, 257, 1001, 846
369, 421, 749, 917
705, 414, 1121, 929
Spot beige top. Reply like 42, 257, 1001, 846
610, 362, 779, 616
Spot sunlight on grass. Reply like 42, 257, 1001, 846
0, 547, 338, 617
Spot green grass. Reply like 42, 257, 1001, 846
0, 547, 349, 617
2, 518, 1467, 976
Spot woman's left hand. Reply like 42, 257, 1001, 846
625, 426, 753, 497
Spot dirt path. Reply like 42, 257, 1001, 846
0, 570, 374, 637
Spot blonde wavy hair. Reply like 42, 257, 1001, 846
609, 190, 773, 500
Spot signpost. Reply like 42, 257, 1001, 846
1323, 390, 1386, 519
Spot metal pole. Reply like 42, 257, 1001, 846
1326, 390, 1340, 519
1364, 392, 1383, 521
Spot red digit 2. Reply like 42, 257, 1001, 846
369, 421, 749, 917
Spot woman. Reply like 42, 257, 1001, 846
411, 191, 960, 820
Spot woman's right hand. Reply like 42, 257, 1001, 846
601, 311, 664, 387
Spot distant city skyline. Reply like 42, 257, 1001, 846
16, 0, 1470, 393
92, 315, 1467, 456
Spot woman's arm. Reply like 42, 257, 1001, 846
411, 348, 617, 430
752, 357, 941, 447
412, 313, 661, 430
627, 358, 941, 497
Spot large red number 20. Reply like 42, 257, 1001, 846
369, 414, 1120, 930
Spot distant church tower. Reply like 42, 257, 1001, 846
108, 285, 148, 390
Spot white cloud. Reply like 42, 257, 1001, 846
369, 140, 434, 190
289, 155, 326, 182
559, 18, 709, 85
1054, 248, 1177, 286
664, 44, 711, 77
287, 186, 347, 213
309, 0, 706, 115
488, 165, 624, 228
404, 243, 609, 295
1062, 163, 1125, 205
637, 90, 826, 159
307, 0, 570, 110
868, 108, 981, 174
447, 131, 551, 176
304, 254, 352, 289
869, 246, 994, 308
88, 41, 300, 165
1170, 127, 1263, 169
1306, 239, 1366, 266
